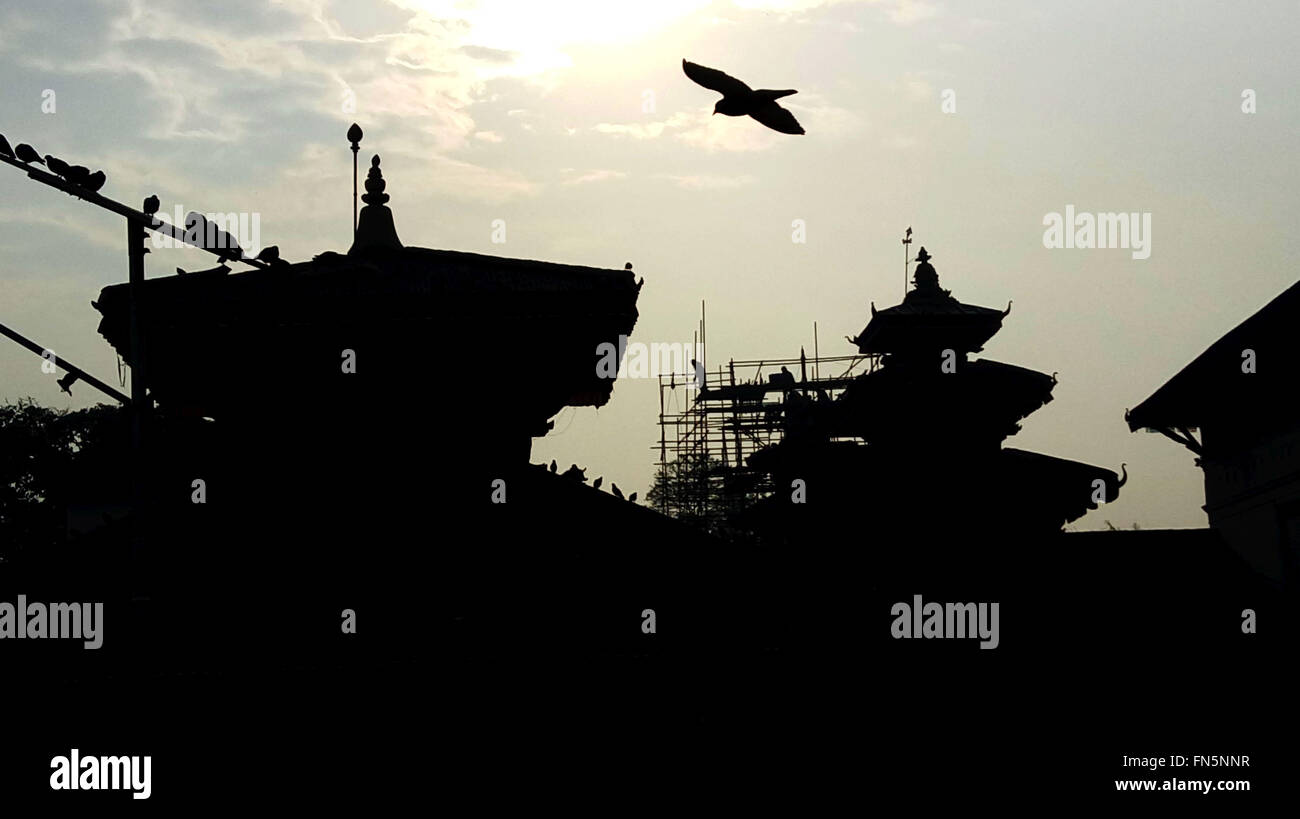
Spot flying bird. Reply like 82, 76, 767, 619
83, 170, 106, 193
142, 195, 160, 216
682, 59, 804, 135
611, 483, 624, 500
0, 134, 13, 158
15, 143, 44, 164
44, 155, 70, 178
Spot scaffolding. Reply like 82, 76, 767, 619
653, 332, 880, 528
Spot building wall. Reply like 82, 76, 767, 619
1203, 424, 1300, 582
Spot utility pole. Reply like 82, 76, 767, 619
902, 226, 913, 298
127, 210, 148, 584
348, 123, 363, 237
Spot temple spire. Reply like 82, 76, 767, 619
349, 153, 402, 255
911, 246, 939, 292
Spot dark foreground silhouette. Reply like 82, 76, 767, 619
1, 161, 1294, 806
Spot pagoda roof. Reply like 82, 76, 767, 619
1126, 277, 1300, 432
92, 244, 640, 422
851, 251, 1010, 355
741, 440, 1126, 531
998, 447, 1127, 525
832, 358, 1056, 443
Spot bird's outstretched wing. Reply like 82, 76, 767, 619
682, 59, 751, 95
749, 101, 805, 135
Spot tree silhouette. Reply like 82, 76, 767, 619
0, 398, 127, 563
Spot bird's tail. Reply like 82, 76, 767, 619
756, 89, 797, 100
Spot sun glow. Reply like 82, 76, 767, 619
397, 0, 712, 75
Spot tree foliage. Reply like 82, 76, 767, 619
0, 398, 128, 562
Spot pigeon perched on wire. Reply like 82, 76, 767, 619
611, 483, 624, 500
56, 372, 79, 395
82, 170, 106, 193
44, 155, 70, 178
14, 143, 43, 164
0, 134, 13, 159
593, 476, 603, 490
186, 211, 243, 261
629, 492, 637, 503
682, 59, 804, 135
254, 245, 280, 263
143, 195, 160, 216
64, 165, 92, 188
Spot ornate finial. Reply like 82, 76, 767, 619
347, 123, 363, 147
912, 246, 939, 291
349, 152, 402, 254
362, 154, 389, 205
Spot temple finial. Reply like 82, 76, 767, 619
362, 154, 390, 206
349, 152, 402, 255
911, 246, 939, 292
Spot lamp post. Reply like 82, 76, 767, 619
348, 123, 363, 238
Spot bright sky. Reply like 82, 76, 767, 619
2, 0, 1298, 529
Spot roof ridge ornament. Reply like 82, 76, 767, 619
362, 154, 389, 205
349, 152, 402, 256
911, 246, 940, 293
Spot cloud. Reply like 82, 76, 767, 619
871, 0, 939, 25
595, 109, 793, 152
591, 111, 691, 139
594, 122, 670, 139
654, 174, 757, 190
729, 0, 938, 25
905, 78, 934, 101
0, 207, 123, 252
562, 169, 629, 186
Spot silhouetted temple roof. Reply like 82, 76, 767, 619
999, 447, 1126, 525
742, 440, 1125, 532
93, 244, 640, 425
1126, 277, 1300, 432
852, 253, 1010, 355
834, 358, 1055, 443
